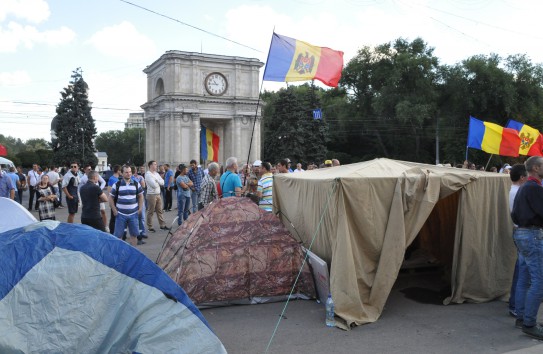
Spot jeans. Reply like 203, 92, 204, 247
513, 228, 543, 326
138, 202, 146, 237
114, 212, 139, 238
510, 257, 519, 313
190, 190, 199, 213
17, 189, 23, 204
177, 194, 191, 225
165, 188, 173, 210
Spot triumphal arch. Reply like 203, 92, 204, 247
141, 51, 264, 166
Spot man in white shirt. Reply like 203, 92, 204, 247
144, 160, 167, 232
27, 164, 42, 211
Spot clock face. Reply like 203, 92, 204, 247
205, 72, 227, 96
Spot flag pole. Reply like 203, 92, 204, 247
485, 154, 493, 171
245, 27, 275, 171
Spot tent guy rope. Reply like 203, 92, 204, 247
264, 178, 339, 353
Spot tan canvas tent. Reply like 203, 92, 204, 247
273, 158, 516, 329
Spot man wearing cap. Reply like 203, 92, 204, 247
324, 160, 333, 167
285, 158, 293, 173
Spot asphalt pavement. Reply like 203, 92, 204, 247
17, 189, 543, 353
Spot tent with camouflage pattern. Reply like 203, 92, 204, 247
157, 197, 316, 306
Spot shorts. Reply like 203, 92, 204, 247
82, 217, 105, 232
100, 202, 106, 210
114, 212, 139, 238
66, 196, 79, 214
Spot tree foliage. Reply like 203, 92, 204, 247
52, 68, 98, 167
302, 37, 543, 166
95, 128, 145, 166
262, 84, 328, 165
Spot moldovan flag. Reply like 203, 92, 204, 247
263, 32, 344, 87
505, 119, 543, 156
467, 116, 520, 157
0, 144, 6, 157
200, 126, 220, 162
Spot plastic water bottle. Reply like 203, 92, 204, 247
325, 293, 335, 327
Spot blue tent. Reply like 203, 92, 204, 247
0, 221, 226, 353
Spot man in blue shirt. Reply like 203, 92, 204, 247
0, 171, 15, 199
163, 164, 174, 212
219, 157, 242, 198
7, 167, 20, 203
108, 165, 143, 247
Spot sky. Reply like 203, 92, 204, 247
1, 0, 543, 143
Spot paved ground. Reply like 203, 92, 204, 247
18, 190, 543, 353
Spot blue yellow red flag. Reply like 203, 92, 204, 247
505, 119, 543, 156
467, 116, 520, 157
263, 33, 344, 87
200, 126, 220, 162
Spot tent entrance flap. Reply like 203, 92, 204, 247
398, 190, 460, 304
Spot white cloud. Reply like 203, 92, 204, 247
87, 21, 157, 61
0, 21, 76, 52
0, 0, 50, 24
0, 70, 31, 86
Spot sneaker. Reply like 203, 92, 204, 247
160, 226, 169, 230
140, 234, 148, 239
137, 240, 146, 245
515, 318, 523, 329
509, 309, 518, 317
148, 228, 156, 232
105, 227, 110, 233
57, 205, 64, 209
522, 324, 543, 339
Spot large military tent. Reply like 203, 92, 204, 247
273, 158, 515, 329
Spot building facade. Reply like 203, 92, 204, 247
125, 112, 145, 129
141, 51, 264, 167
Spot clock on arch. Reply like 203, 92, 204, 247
204, 72, 228, 96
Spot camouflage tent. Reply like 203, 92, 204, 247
157, 197, 316, 306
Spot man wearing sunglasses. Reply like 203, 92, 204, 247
62, 162, 80, 223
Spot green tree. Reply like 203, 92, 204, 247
95, 128, 145, 166
262, 84, 328, 165
340, 38, 440, 163
25, 138, 50, 151
52, 68, 98, 167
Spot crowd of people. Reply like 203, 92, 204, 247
0, 156, 341, 246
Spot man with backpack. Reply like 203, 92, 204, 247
108, 165, 143, 247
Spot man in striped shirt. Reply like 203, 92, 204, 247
108, 165, 144, 247
257, 162, 273, 212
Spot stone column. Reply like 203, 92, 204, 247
159, 115, 166, 163
235, 116, 242, 159
165, 113, 172, 164
154, 118, 160, 162
145, 117, 153, 162
174, 113, 182, 166
252, 117, 260, 161
215, 124, 224, 165
191, 113, 200, 162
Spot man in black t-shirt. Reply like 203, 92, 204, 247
80, 171, 108, 231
